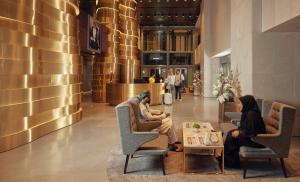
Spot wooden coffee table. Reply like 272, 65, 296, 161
182, 122, 224, 174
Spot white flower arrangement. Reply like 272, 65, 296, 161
212, 74, 235, 104
193, 71, 201, 87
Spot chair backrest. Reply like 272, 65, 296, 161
115, 101, 138, 154
128, 97, 141, 122
255, 98, 263, 113
128, 97, 148, 130
263, 101, 296, 157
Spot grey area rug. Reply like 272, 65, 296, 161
107, 145, 300, 182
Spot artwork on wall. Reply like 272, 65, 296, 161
88, 15, 101, 53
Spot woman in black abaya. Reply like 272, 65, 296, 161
224, 95, 266, 168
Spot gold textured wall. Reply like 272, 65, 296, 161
119, 0, 140, 83
0, 0, 82, 152
93, 0, 140, 102
93, 0, 120, 102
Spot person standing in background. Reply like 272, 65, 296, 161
174, 70, 184, 101
165, 69, 175, 99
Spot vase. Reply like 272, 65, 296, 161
193, 85, 200, 96
193, 128, 200, 133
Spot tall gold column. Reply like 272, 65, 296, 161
0, 0, 82, 152
93, 0, 120, 102
119, 0, 140, 83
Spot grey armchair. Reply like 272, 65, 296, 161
115, 101, 168, 175
239, 101, 296, 178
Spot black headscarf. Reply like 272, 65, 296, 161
239, 95, 265, 137
239, 95, 261, 114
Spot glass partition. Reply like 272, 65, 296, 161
143, 30, 167, 51
143, 53, 167, 65
169, 30, 193, 52
169, 53, 192, 65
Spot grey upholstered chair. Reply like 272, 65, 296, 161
239, 101, 296, 178
115, 101, 168, 175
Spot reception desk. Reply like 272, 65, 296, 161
106, 83, 165, 105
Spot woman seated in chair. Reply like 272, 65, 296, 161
224, 95, 266, 168
138, 91, 182, 152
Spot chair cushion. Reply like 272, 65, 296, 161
265, 103, 281, 134
127, 103, 138, 131
135, 135, 168, 155
239, 146, 276, 158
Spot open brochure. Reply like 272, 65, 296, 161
204, 131, 223, 146
184, 132, 222, 147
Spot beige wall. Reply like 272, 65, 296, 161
252, 0, 300, 136
201, 0, 231, 97
229, 0, 300, 135
204, 0, 231, 57
231, 0, 254, 95
262, 0, 300, 32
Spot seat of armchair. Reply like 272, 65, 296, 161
225, 112, 242, 121
135, 135, 168, 155
239, 146, 276, 158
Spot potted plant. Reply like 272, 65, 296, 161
212, 71, 240, 122
193, 71, 201, 96
192, 123, 200, 133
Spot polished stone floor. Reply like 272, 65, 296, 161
0, 94, 299, 182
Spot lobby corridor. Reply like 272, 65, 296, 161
0, 94, 218, 182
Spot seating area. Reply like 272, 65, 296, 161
114, 96, 297, 180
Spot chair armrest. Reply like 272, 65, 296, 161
231, 119, 240, 126
138, 121, 162, 131
132, 131, 160, 146
252, 134, 281, 151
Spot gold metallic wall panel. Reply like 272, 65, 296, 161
0, 93, 81, 121
0, 110, 82, 152
118, 0, 139, 84
0, 45, 81, 63
0, 19, 78, 42
0, 60, 81, 75
0, 84, 81, 106
106, 83, 164, 106
0, 0, 82, 152
0, 104, 80, 137
0, 3, 78, 36
93, 0, 120, 103
0, 75, 81, 90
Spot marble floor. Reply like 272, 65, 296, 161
0, 94, 299, 182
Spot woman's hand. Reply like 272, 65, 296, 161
231, 130, 240, 138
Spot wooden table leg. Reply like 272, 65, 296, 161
183, 149, 186, 173
222, 148, 225, 174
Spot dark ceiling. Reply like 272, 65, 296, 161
137, 0, 201, 27
79, 0, 201, 27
